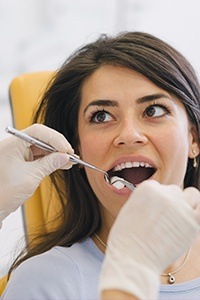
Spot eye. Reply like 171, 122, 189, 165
144, 104, 171, 118
89, 110, 113, 123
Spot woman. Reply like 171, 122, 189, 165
1, 126, 200, 300
2, 31, 200, 299
1, 126, 199, 300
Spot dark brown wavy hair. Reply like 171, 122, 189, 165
9, 31, 200, 275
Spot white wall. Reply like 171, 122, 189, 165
1, 0, 200, 276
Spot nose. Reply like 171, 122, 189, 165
113, 119, 148, 147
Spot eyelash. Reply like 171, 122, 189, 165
88, 102, 172, 124
88, 108, 111, 123
143, 102, 171, 118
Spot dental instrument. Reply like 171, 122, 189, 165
5, 126, 135, 191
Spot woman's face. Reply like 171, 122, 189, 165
78, 65, 199, 227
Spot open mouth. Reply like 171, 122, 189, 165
107, 161, 156, 186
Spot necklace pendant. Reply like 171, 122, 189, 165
168, 273, 175, 284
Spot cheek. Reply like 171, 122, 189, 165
155, 126, 190, 183
156, 122, 190, 155
79, 131, 110, 162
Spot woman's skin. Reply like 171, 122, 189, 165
102, 290, 138, 300
78, 65, 200, 283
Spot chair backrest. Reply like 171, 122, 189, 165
0, 275, 8, 296
0, 71, 64, 295
8, 71, 64, 238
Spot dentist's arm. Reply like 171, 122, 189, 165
0, 124, 74, 228
99, 181, 200, 300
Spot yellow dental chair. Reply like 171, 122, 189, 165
0, 70, 61, 295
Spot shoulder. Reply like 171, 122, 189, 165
2, 248, 80, 300
8, 237, 104, 280
55, 237, 104, 266
2, 238, 104, 300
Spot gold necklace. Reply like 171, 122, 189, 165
94, 233, 191, 284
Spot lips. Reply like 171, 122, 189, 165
107, 160, 157, 185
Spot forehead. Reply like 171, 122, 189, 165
79, 65, 189, 118
81, 65, 160, 100
80, 65, 174, 106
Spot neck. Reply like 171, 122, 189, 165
93, 232, 107, 253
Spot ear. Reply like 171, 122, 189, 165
188, 125, 200, 158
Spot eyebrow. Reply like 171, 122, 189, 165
136, 93, 172, 104
83, 93, 172, 114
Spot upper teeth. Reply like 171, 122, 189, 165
113, 161, 153, 172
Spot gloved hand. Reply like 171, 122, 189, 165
0, 124, 74, 227
99, 180, 200, 300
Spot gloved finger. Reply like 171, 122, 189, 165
31, 152, 73, 179
23, 124, 74, 154
184, 187, 200, 208
184, 187, 200, 223
193, 206, 200, 224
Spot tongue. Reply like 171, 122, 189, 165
119, 167, 154, 185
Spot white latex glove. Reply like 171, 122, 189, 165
0, 124, 74, 227
99, 180, 200, 300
